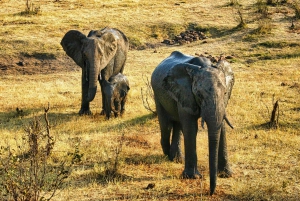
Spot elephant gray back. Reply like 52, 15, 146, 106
152, 51, 212, 76
151, 51, 212, 116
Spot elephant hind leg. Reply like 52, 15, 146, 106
159, 120, 172, 156
156, 102, 172, 156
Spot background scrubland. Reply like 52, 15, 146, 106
0, 0, 299, 200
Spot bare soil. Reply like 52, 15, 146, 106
0, 54, 79, 75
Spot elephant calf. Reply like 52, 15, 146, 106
103, 73, 130, 119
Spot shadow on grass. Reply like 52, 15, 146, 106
0, 108, 78, 131
257, 52, 300, 61
124, 154, 167, 165
0, 106, 157, 139
100, 113, 157, 132
20, 52, 56, 60
207, 26, 244, 38
249, 120, 300, 131
68, 154, 168, 188
225, 191, 300, 201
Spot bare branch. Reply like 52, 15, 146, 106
141, 75, 156, 115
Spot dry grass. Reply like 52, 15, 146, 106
0, 0, 299, 200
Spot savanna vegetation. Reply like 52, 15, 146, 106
0, 0, 299, 200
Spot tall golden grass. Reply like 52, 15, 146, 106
0, 0, 299, 200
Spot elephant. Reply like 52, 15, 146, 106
102, 73, 130, 119
60, 27, 129, 115
151, 51, 234, 195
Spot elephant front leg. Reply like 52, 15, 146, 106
218, 122, 233, 178
114, 100, 121, 118
79, 70, 91, 115
120, 98, 126, 117
181, 117, 201, 179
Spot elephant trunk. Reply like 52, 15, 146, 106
87, 60, 99, 102
208, 129, 220, 195
203, 104, 224, 195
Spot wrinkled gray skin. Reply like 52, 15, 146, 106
61, 27, 129, 115
102, 73, 130, 119
151, 51, 234, 195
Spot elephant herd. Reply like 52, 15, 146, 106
61, 27, 235, 195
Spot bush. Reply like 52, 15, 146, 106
20, 0, 41, 16
255, 19, 273, 34
0, 106, 70, 201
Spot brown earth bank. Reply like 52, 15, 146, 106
0, 55, 79, 75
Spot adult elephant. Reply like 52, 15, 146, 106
151, 51, 234, 195
61, 27, 129, 115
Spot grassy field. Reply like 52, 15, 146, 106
0, 0, 299, 200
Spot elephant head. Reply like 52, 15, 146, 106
60, 29, 118, 102
162, 60, 234, 195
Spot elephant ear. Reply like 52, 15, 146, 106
216, 60, 234, 105
61, 30, 87, 68
97, 32, 118, 71
163, 63, 202, 115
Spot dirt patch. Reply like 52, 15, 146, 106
0, 55, 80, 75
162, 29, 208, 45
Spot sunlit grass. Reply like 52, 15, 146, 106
0, 0, 299, 200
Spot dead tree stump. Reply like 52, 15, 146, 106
269, 100, 279, 128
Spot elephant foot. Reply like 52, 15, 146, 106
218, 167, 233, 178
114, 112, 119, 118
79, 108, 92, 115
181, 169, 202, 179
168, 148, 183, 163
168, 153, 183, 163
100, 109, 105, 115
120, 109, 125, 116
